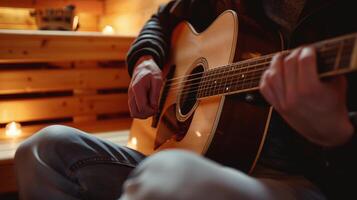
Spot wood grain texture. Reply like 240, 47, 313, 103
0, 7, 99, 31
0, 94, 129, 123
100, 0, 169, 36
0, 30, 135, 62
0, 68, 130, 94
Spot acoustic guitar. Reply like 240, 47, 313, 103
128, 10, 357, 174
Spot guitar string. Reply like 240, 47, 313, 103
171, 50, 352, 95
163, 55, 352, 102
164, 53, 348, 95
161, 44, 352, 94
165, 76, 261, 103
152, 34, 357, 116
162, 39, 354, 87
164, 44, 353, 89
167, 62, 269, 91
164, 80, 261, 106
168, 67, 267, 94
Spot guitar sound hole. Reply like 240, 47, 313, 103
179, 65, 204, 116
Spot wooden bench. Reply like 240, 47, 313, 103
0, 30, 135, 194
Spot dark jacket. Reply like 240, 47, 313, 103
126, 0, 357, 199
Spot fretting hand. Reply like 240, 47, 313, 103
128, 55, 163, 119
259, 47, 354, 147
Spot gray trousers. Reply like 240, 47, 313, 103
15, 125, 326, 200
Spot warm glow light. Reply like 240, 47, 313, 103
195, 131, 202, 137
102, 25, 115, 35
73, 15, 80, 30
127, 137, 138, 149
131, 137, 138, 145
5, 122, 22, 138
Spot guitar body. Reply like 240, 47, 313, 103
129, 10, 281, 173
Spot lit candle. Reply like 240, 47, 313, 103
102, 25, 115, 35
5, 122, 22, 138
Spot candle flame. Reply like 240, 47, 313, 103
5, 122, 22, 138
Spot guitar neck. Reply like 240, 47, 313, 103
197, 33, 357, 99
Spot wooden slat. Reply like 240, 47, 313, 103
0, 0, 104, 15
0, 68, 130, 94
0, 94, 129, 123
0, 30, 135, 62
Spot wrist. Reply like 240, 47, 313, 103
134, 55, 155, 69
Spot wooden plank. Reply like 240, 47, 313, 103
0, 0, 104, 15
45, 60, 126, 69
0, 94, 129, 123
0, 68, 130, 94
0, 30, 135, 62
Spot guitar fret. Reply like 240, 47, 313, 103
223, 65, 230, 94
202, 71, 210, 98
212, 68, 218, 96
334, 41, 343, 70
339, 37, 355, 69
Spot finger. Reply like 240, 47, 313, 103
132, 74, 155, 114
260, 71, 280, 109
149, 76, 163, 110
284, 48, 302, 101
128, 93, 140, 118
269, 53, 286, 106
328, 75, 348, 96
298, 47, 320, 91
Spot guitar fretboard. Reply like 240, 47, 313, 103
196, 33, 357, 98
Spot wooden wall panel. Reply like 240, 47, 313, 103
0, 68, 130, 94
0, 8, 98, 31
0, 1, 104, 31
100, 0, 170, 36
0, 94, 129, 123
0, 30, 135, 62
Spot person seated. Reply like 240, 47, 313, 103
15, 0, 357, 199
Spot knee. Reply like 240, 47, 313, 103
15, 125, 81, 164
122, 150, 220, 200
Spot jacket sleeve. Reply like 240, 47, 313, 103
125, 0, 218, 77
